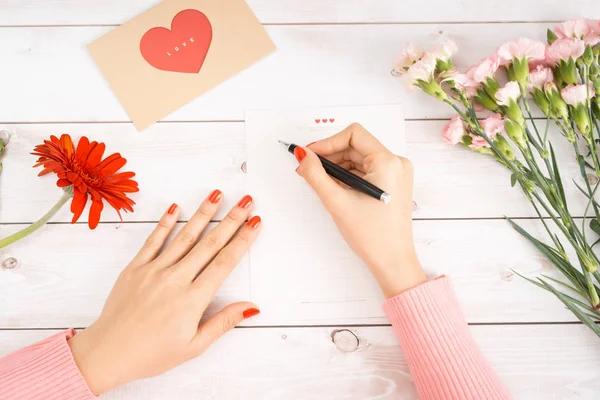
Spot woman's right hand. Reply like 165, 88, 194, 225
294, 123, 427, 298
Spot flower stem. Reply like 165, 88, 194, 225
0, 191, 71, 249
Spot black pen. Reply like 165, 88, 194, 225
278, 141, 391, 204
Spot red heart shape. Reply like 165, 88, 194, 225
329, 118, 335, 123
140, 9, 212, 73
315, 119, 321, 123
322, 118, 328, 123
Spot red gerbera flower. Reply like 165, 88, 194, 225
31, 134, 139, 229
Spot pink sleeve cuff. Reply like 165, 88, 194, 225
0, 329, 96, 400
383, 276, 512, 400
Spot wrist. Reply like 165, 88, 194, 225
68, 325, 118, 396
373, 254, 427, 299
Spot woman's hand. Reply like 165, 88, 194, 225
295, 123, 427, 298
67, 191, 262, 395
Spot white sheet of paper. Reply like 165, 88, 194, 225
246, 105, 405, 324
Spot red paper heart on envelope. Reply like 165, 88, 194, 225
140, 9, 212, 73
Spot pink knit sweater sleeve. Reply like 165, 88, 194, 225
0, 329, 95, 400
383, 276, 512, 400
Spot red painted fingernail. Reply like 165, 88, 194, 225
238, 195, 253, 209
208, 189, 222, 204
243, 308, 260, 319
294, 146, 306, 162
247, 215, 261, 229
307, 141, 316, 147
167, 203, 178, 215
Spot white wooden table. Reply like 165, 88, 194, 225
1, 1, 600, 398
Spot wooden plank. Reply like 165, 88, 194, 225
0, 23, 556, 123
0, 121, 589, 223
2, 0, 599, 25
1, 325, 599, 399
0, 218, 582, 328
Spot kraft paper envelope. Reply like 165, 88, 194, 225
88, 0, 276, 131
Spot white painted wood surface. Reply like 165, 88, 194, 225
1, 1, 600, 399
1, 325, 600, 399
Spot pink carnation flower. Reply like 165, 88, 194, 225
545, 38, 586, 65
442, 116, 466, 145
469, 56, 500, 84
393, 43, 425, 74
495, 81, 521, 106
496, 38, 546, 64
405, 55, 437, 88
528, 65, 554, 91
554, 19, 593, 39
561, 83, 595, 106
428, 39, 458, 62
469, 135, 491, 149
480, 113, 505, 139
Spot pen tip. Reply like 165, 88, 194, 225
278, 140, 290, 147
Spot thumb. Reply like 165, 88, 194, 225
294, 146, 346, 211
191, 302, 259, 356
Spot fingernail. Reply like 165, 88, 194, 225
208, 189, 222, 204
238, 195, 253, 209
167, 203, 178, 215
247, 215, 261, 229
294, 146, 306, 162
243, 308, 260, 319
307, 141, 316, 147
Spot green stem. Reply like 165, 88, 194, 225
0, 191, 71, 249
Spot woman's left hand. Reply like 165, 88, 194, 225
67, 190, 262, 395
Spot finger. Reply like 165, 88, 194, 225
337, 161, 366, 178
129, 203, 180, 268
178, 195, 254, 281
295, 147, 347, 212
156, 189, 223, 266
324, 149, 366, 173
192, 215, 262, 300
307, 122, 388, 156
190, 302, 259, 357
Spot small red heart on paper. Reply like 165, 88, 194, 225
329, 118, 335, 123
322, 118, 328, 123
140, 9, 212, 73
315, 119, 321, 123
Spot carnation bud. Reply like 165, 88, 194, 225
494, 134, 516, 160
436, 58, 454, 73
547, 28, 558, 45
504, 118, 527, 148
475, 88, 500, 112
418, 80, 449, 102
511, 57, 530, 88
531, 88, 552, 117
591, 63, 600, 79
504, 100, 525, 126
572, 103, 592, 136
583, 45, 595, 67
545, 82, 570, 121
559, 58, 579, 85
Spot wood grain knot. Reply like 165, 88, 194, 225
331, 329, 359, 352
412, 201, 418, 212
241, 161, 247, 173
587, 173, 598, 185
1, 257, 19, 270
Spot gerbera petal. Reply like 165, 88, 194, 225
97, 153, 126, 176
60, 134, 74, 158
70, 189, 88, 224
56, 179, 71, 187
38, 168, 53, 176
75, 136, 90, 161
86, 142, 106, 168
88, 199, 104, 230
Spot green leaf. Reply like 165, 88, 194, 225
590, 219, 600, 236
506, 217, 589, 292
510, 173, 518, 187
549, 144, 567, 204
538, 278, 600, 337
